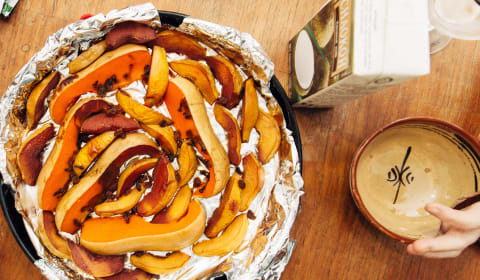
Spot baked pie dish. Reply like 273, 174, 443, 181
1, 5, 302, 279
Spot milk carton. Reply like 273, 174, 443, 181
289, 0, 430, 108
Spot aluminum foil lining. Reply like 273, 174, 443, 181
0, 3, 304, 280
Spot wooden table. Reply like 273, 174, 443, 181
1, 0, 479, 279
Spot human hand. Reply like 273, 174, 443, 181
407, 201, 480, 258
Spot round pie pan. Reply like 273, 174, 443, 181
0, 9, 303, 277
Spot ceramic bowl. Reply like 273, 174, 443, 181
350, 117, 480, 242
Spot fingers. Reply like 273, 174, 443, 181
425, 203, 480, 230
407, 232, 471, 254
422, 250, 462, 258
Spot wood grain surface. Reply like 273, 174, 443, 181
1, 0, 479, 279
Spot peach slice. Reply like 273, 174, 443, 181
37, 211, 71, 260
26, 71, 60, 129
56, 133, 159, 233
255, 109, 280, 164
213, 103, 241, 165
193, 214, 249, 257
106, 22, 156, 50
73, 131, 116, 176
150, 30, 206, 60
205, 172, 242, 238
68, 41, 107, 74
152, 185, 192, 224
81, 113, 140, 134
68, 241, 124, 278
102, 269, 151, 280
116, 89, 172, 125
205, 55, 243, 109
145, 46, 169, 106
95, 184, 146, 217
37, 98, 110, 211
140, 124, 177, 155
136, 156, 178, 217
116, 158, 157, 197
80, 199, 206, 255
177, 140, 197, 187
239, 153, 265, 211
164, 77, 229, 197
130, 252, 190, 275
17, 123, 55, 185
170, 59, 219, 104
49, 44, 151, 124
240, 78, 259, 142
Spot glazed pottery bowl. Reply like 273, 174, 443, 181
350, 117, 480, 242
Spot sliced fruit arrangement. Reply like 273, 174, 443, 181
68, 241, 125, 278
26, 71, 60, 129
13, 21, 289, 279
255, 109, 281, 164
116, 89, 172, 125
170, 59, 219, 104
49, 44, 151, 124
73, 131, 116, 176
152, 185, 192, 224
205, 172, 242, 238
193, 214, 249, 257
37, 98, 110, 211
205, 55, 243, 109
55, 132, 160, 233
240, 77, 259, 142
214, 103, 241, 165
17, 123, 55, 185
150, 30, 206, 60
145, 45, 169, 106
130, 252, 190, 275
80, 199, 206, 255
68, 41, 107, 74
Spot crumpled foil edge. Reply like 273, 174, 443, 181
0, 3, 304, 280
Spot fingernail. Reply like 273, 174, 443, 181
428, 204, 439, 214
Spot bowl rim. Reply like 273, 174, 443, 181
349, 116, 480, 243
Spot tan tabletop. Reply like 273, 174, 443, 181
1, 0, 480, 279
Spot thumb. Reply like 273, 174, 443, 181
425, 203, 480, 230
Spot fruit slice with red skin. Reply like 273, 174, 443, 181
239, 153, 265, 211
150, 30, 206, 60
95, 184, 146, 217
73, 131, 116, 176
205, 55, 243, 109
81, 113, 140, 134
37, 211, 71, 260
205, 172, 242, 238
193, 214, 248, 257
145, 46, 169, 106
56, 133, 159, 233
170, 59, 219, 104
240, 78, 259, 142
80, 199, 206, 255
37, 98, 110, 211
17, 123, 55, 185
130, 252, 190, 275
163, 77, 229, 198
152, 185, 192, 224
26, 71, 60, 129
106, 22, 156, 50
116, 89, 172, 125
116, 158, 158, 197
213, 103, 241, 165
255, 109, 280, 164
68, 241, 124, 278
49, 44, 151, 124
140, 124, 177, 155
177, 140, 197, 187
68, 41, 107, 74
136, 156, 178, 217
101, 269, 152, 280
